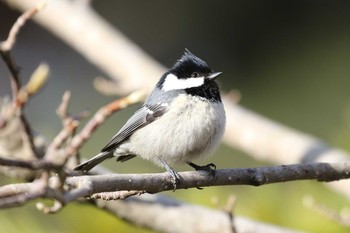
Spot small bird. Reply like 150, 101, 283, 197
74, 49, 226, 189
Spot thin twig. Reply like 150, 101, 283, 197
0, 51, 21, 99
224, 195, 237, 233
0, 2, 46, 98
56, 91, 71, 121
49, 118, 80, 151
0, 156, 56, 170
0, 2, 46, 52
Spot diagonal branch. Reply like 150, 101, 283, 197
0, 1, 46, 98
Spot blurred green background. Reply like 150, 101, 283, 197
1, 1, 350, 232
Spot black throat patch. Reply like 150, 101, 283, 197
185, 81, 221, 102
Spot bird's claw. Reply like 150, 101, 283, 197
187, 162, 217, 176
187, 162, 217, 190
171, 174, 180, 192
159, 159, 180, 191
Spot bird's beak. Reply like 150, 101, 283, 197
207, 72, 222, 80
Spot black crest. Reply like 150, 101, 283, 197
169, 49, 213, 79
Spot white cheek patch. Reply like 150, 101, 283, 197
162, 73, 204, 91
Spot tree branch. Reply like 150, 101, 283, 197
4, 162, 343, 232
0, 155, 55, 169
67, 162, 350, 195
0, 179, 46, 208
2, 162, 348, 209
0, 3, 41, 97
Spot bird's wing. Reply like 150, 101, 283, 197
101, 103, 168, 152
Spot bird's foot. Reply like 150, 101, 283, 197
187, 162, 216, 190
159, 159, 180, 191
168, 169, 180, 191
187, 162, 216, 176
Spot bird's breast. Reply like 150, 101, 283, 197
128, 94, 226, 165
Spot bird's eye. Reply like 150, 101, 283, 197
191, 72, 199, 78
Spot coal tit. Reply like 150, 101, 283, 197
74, 49, 226, 189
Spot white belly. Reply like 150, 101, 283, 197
122, 94, 226, 166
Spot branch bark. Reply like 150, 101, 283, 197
1, 162, 348, 209
67, 162, 350, 194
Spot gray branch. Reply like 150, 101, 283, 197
67, 162, 350, 194
2, 162, 348, 210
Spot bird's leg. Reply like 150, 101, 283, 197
187, 162, 216, 176
159, 159, 180, 191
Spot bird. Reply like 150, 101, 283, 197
74, 49, 226, 189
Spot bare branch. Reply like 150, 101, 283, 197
1, 162, 347, 210
0, 2, 46, 98
0, 182, 33, 197
0, 2, 45, 52
56, 91, 71, 121
0, 155, 55, 169
67, 162, 350, 195
0, 50, 20, 98
0, 180, 46, 208
0, 178, 307, 233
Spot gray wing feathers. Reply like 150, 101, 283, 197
101, 103, 167, 152
74, 103, 168, 172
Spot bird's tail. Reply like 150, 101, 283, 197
73, 151, 113, 172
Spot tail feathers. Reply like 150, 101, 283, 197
74, 151, 113, 172
116, 154, 136, 162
